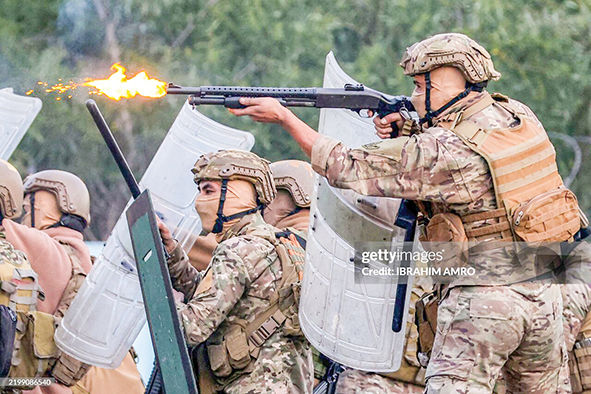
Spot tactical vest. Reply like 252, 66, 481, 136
0, 230, 58, 388
201, 229, 306, 387
431, 92, 582, 243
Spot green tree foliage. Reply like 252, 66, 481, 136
1, 0, 589, 239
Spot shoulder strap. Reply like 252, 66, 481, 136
54, 242, 88, 321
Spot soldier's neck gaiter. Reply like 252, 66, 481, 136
275, 209, 310, 232
21, 190, 61, 230
262, 190, 297, 227
195, 180, 257, 236
410, 66, 467, 118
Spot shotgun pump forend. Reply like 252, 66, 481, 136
166, 83, 417, 137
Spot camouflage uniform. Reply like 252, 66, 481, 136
561, 241, 591, 351
311, 90, 569, 391
0, 229, 28, 269
335, 370, 423, 394
167, 212, 313, 393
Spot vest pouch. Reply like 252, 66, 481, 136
511, 188, 580, 243
0, 305, 17, 377
206, 343, 232, 378
414, 290, 439, 368
224, 326, 251, 370
281, 284, 303, 337
423, 213, 468, 267
569, 349, 584, 393
574, 343, 591, 390
10, 311, 58, 388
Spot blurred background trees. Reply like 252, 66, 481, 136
1, 0, 589, 239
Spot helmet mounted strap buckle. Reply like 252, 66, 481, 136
211, 178, 263, 234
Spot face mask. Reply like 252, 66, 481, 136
194, 192, 220, 234
410, 88, 426, 118
22, 190, 61, 230
195, 180, 258, 235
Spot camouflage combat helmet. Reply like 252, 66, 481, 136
400, 33, 501, 126
270, 160, 314, 208
23, 170, 91, 231
192, 150, 276, 204
193, 150, 276, 233
0, 160, 23, 220
400, 33, 501, 84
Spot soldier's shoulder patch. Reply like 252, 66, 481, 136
361, 142, 382, 150
361, 136, 411, 161
491, 92, 509, 102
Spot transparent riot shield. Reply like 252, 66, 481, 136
0, 88, 42, 160
299, 52, 414, 372
55, 102, 255, 368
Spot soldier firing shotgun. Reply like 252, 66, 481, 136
166, 83, 417, 139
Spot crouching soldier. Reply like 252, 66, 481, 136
158, 150, 313, 393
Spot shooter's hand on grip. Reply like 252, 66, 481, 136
370, 111, 405, 140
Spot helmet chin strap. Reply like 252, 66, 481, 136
29, 192, 36, 229
420, 71, 487, 127
211, 179, 263, 234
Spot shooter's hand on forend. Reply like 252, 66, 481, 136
228, 97, 290, 124
156, 217, 177, 254
370, 111, 405, 140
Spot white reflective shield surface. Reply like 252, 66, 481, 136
56, 102, 255, 368
0, 88, 42, 160
299, 52, 412, 372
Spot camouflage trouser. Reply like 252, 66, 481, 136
562, 241, 591, 351
335, 369, 424, 394
425, 284, 570, 393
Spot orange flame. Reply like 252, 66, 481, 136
29, 63, 168, 101
83, 63, 167, 100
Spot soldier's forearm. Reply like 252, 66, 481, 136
280, 110, 319, 158
166, 243, 200, 298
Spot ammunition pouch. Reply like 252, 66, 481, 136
420, 212, 468, 269
572, 338, 591, 393
421, 213, 467, 244
509, 187, 580, 243
10, 310, 59, 389
207, 307, 289, 379
414, 290, 439, 368
51, 352, 92, 386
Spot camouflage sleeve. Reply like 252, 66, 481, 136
310, 132, 477, 203
177, 240, 250, 346
167, 242, 201, 300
